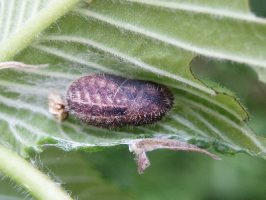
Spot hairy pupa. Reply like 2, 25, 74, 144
65, 74, 174, 128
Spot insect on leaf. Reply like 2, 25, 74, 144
0, 0, 266, 163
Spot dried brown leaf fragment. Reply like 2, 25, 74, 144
129, 138, 220, 174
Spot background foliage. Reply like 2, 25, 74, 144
0, 0, 266, 199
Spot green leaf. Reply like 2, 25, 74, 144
119, 0, 266, 68
0, 0, 80, 61
0, 0, 266, 160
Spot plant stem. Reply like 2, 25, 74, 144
0, 144, 73, 200
0, 0, 81, 61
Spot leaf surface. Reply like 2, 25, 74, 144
0, 0, 266, 159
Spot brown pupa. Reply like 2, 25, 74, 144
66, 74, 174, 128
